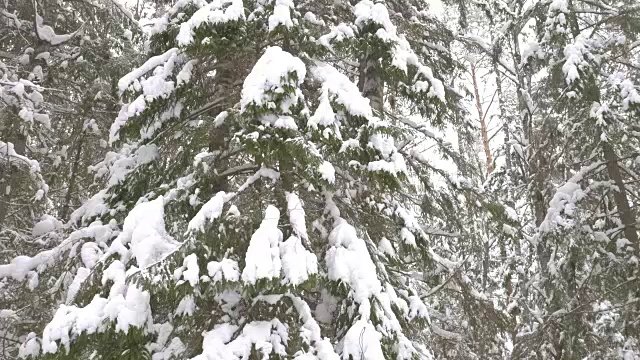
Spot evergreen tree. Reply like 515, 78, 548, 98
0, 0, 140, 357
456, 0, 640, 357
16, 0, 471, 359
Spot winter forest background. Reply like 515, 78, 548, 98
1, 0, 639, 359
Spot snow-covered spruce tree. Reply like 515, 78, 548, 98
512, 1, 640, 358
308, 2, 512, 358
1, 1, 86, 355
456, 0, 640, 358
0, 0, 140, 357
445, 2, 538, 357
18, 0, 466, 359
383, 3, 523, 357
0, 0, 54, 245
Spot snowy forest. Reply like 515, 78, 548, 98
0, 0, 639, 358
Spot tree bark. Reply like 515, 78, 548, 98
0, 131, 27, 229
60, 132, 84, 221
602, 141, 639, 253
470, 62, 494, 174
358, 45, 384, 117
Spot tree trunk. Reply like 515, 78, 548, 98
60, 133, 84, 221
509, 30, 549, 281
602, 141, 639, 252
470, 62, 494, 174
0, 131, 27, 230
208, 62, 238, 193
358, 45, 384, 117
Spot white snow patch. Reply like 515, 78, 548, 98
241, 46, 306, 112
241, 205, 283, 284
326, 218, 381, 304
110, 196, 178, 268
176, 0, 244, 46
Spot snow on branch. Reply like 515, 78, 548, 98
0, 140, 49, 201
538, 162, 604, 234
111, 48, 183, 144
109, 0, 141, 29
0, 221, 118, 283
240, 46, 305, 112
117, 48, 179, 94
35, 14, 83, 45
0, 141, 41, 173
176, 0, 245, 46
1, 10, 22, 28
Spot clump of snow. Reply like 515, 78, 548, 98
35, 15, 79, 45
32, 215, 63, 236
69, 190, 109, 224
562, 35, 588, 85
260, 114, 299, 129
35, 51, 50, 61
91, 143, 160, 187
237, 167, 280, 192
176, 295, 197, 316
110, 196, 178, 268
18, 333, 39, 358
303, 11, 325, 26
288, 295, 341, 359
544, 0, 569, 34
317, 23, 355, 49
351, 1, 446, 101
242, 205, 283, 284
268, 0, 295, 32
367, 153, 408, 176
0, 141, 41, 174
193, 320, 289, 360
66, 267, 90, 303
81, 242, 104, 269
520, 41, 545, 66
280, 235, 318, 285
281, 193, 317, 285
366, 134, 408, 176
151, 337, 186, 359
342, 320, 385, 360
408, 295, 429, 320
181, 254, 200, 286
41, 284, 152, 354
176, 0, 245, 46
118, 49, 178, 94
188, 191, 236, 232
609, 72, 640, 111
378, 237, 395, 256
241, 46, 306, 113
111, 48, 181, 144
620, 79, 640, 110
354, 0, 394, 33
0, 221, 115, 282
538, 163, 600, 233
311, 62, 374, 122
318, 161, 336, 183
0, 309, 17, 319
207, 258, 240, 282
286, 193, 308, 240
549, 0, 568, 12
326, 218, 381, 304
177, 60, 198, 87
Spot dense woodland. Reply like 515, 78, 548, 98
0, 0, 639, 359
